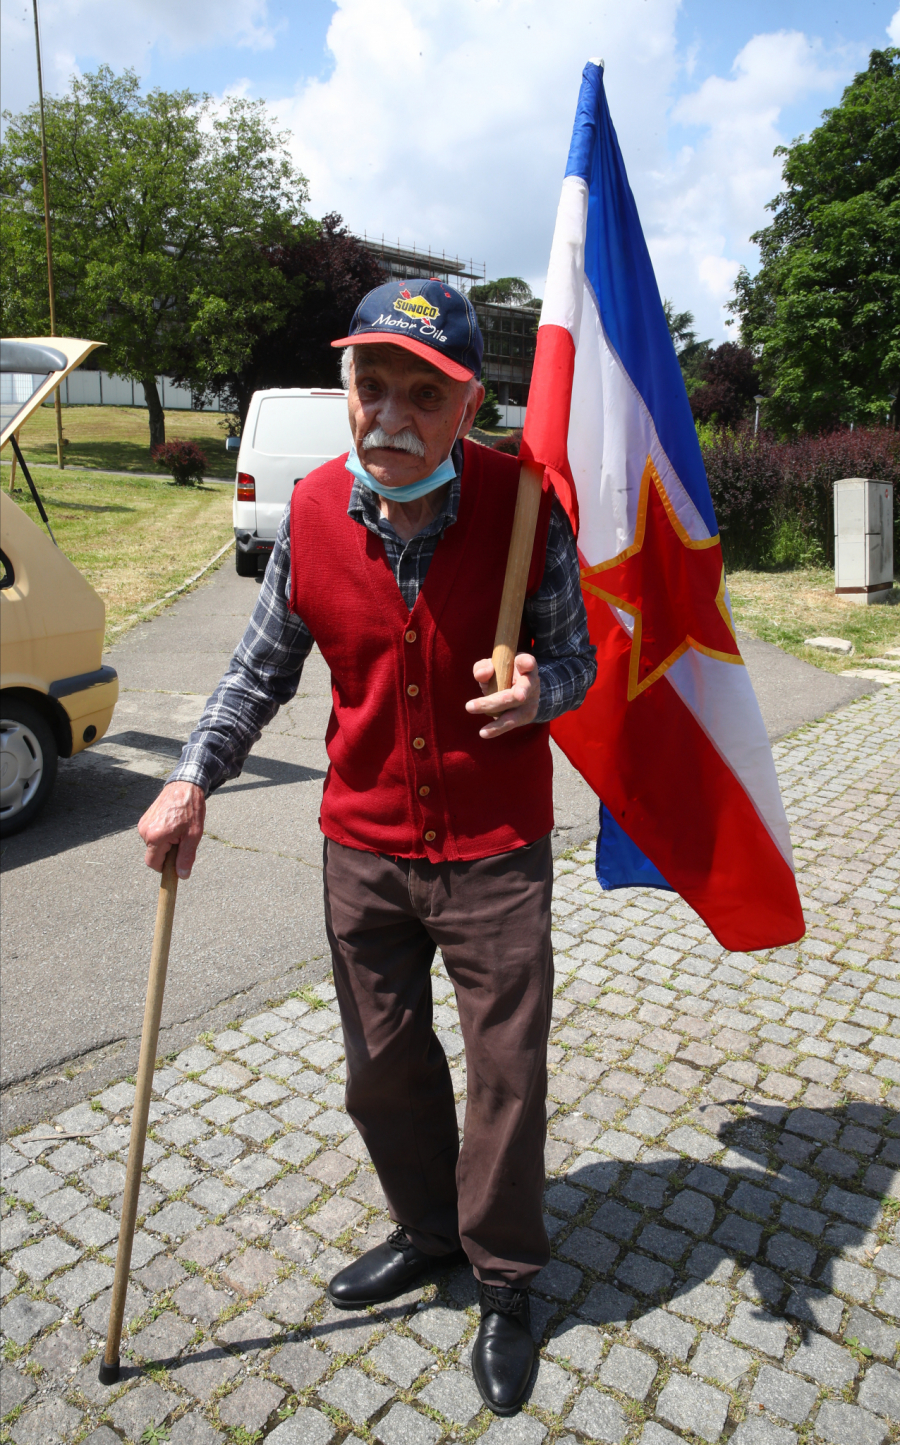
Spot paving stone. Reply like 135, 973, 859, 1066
615, 1251, 673, 1296
858, 1363, 900, 1421
174, 1224, 236, 1268
664, 1187, 715, 1235
630, 1307, 696, 1360
599, 1342, 658, 1399
845, 1305, 900, 1360
528, 1357, 575, 1413
321, 1366, 393, 1424
623, 1169, 668, 1208
790, 1331, 859, 1387
714, 1212, 763, 1256
28, 1322, 86, 1379
0, 1365, 35, 1416
218, 1377, 285, 1431
270, 1340, 330, 1390
727, 1301, 789, 1357
560, 1226, 618, 1271
10, 1397, 82, 1444
314, 1303, 380, 1356
590, 1199, 640, 1240
655, 1373, 730, 1444
109, 1379, 178, 1438
750, 1364, 818, 1424
367, 1333, 433, 1387
81, 1279, 149, 1334
411, 1302, 469, 1348
579, 1281, 635, 1326
145, 1201, 204, 1237
10, 1235, 81, 1281
420, 1369, 483, 1423
373, 1402, 443, 1445
730, 1421, 798, 1445
565, 1387, 627, 1443
668, 1280, 729, 1325
1, 1295, 60, 1343
787, 1283, 845, 1332
547, 1318, 605, 1371
820, 1256, 877, 1301
227, 1155, 281, 1191
130, 1311, 195, 1362
684, 1164, 728, 1197
822, 1186, 881, 1229
262, 1275, 321, 1325
766, 1231, 817, 1277
65, 1206, 119, 1247
814, 1400, 887, 1445
691, 1332, 754, 1385
170, 1348, 242, 1400
221, 1246, 280, 1295
172, 1276, 231, 1325
168, 1415, 223, 1445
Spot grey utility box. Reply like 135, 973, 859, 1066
834, 477, 894, 604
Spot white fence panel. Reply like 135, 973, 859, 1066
51, 370, 226, 411
498, 404, 526, 428
103, 373, 137, 406
65, 370, 102, 405
160, 376, 194, 410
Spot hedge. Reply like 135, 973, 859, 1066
701, 426, 900, 570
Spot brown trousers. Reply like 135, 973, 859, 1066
322, 834, 555, 1286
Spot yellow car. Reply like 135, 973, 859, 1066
1, 338, 119, 835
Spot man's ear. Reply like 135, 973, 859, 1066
459, 382, 485, 437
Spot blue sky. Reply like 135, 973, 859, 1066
2, 0, 897, 340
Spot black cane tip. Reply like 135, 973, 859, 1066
98, 1358, 120, 1385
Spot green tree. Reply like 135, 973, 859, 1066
0, 66, 309, 446
662, 299, 711, 392
729, 48, 900, 433
475, 385, 502, 429
468, 277, 537, 307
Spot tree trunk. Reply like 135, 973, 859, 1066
142, 375, 165, 449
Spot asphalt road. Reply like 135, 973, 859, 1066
0, 556, 877, 1127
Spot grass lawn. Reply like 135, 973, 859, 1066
6, 466, 234, 646
728, 567, 900, 673
9, 404, 235, 480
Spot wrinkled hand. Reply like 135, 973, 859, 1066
465, 653, 540, 739
138, 781, 206, 878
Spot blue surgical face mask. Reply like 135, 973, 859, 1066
345, 417, 463, 503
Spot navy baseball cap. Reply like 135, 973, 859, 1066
332, 279, 483, 381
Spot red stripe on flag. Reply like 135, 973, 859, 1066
519, 324, 579, 534
551, 590, 806, 951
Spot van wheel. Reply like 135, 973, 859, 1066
235, 548, 258, 577
0, 699, 59, 836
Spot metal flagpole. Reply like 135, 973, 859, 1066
32, 0, 65, 470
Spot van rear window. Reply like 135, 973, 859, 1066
253, 397, 349, 457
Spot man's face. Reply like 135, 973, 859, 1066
347, 344, 485, 489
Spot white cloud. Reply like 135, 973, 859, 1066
0, 0, 276, 119
888, 6, 900, 43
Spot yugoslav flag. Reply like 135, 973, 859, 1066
522, 61, 804, 951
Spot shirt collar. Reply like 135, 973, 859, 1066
348, 439, 464, 542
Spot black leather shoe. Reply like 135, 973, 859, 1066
472, 1283, 535, 1415
327, 1226, 464, 1309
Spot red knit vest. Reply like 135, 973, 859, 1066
288, 439, 555, 861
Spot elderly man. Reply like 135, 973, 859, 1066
139, 280, 596, 1416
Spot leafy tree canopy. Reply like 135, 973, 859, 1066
468, 276, 537, 307
689, 343, 760, 428
215, 213, 387, 421
0, 66, 309, 444
729, 47, 900, 433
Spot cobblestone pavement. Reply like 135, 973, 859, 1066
2, 686, 899, 1445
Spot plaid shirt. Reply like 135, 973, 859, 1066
170, 445, 597, 795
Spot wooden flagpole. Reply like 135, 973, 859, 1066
486, 461, 545, 693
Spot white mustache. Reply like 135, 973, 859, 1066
361, 426, 426, 458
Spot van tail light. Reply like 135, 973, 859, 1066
237, 473, 255, 502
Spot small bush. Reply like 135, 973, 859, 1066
491, 428, 523, 456
151, 439, 207, 486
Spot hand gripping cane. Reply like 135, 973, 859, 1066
99, 847, 179, 1384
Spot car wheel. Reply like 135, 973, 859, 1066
235, 547, 258, 577
0, 698, 59, 836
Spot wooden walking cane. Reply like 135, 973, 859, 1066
99, 847, 179, 1384
486, 461, 546, 693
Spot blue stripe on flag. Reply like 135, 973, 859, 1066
596, 804, 674, 893
564, 62, 718, 538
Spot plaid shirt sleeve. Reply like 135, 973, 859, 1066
527, 497, 597, 725
167, 508, 313, 795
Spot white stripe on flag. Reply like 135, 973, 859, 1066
538, 176, 588, 340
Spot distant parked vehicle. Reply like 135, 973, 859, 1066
231, 388, 350, 576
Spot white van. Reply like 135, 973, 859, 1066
232, 388, 351, 575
